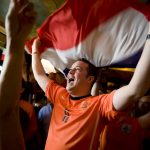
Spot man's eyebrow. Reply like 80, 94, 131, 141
70, 66, 81, 69
75, 66, 82, 68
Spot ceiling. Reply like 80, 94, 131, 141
0, 0, 64, 37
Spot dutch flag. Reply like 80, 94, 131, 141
25, 0, 150, 72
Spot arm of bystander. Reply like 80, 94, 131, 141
0, 0, 36, 149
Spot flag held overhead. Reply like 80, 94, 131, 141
26, 0, 150, 71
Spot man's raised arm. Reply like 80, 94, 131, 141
113, 23, 150, 111
32, 38, 50, 92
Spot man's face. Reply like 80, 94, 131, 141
138, 96, 150, 114
66, 61, 90, 94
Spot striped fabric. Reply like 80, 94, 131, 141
25, 0, 150, 72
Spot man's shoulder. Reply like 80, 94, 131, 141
46, 79, 66, 92
91, 91, 116, 100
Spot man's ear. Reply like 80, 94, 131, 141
87, 76, 95, 84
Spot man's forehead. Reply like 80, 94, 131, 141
71, 61, 88, 68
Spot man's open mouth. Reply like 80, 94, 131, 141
68, 78, 74, 83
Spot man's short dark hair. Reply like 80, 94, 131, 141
79, 58, 98, 85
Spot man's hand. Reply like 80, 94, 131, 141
32, 37, 41, 54
5, 0, 37, 45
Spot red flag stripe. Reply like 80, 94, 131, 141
37, 0, 150, 51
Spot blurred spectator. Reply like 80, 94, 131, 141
38, 103, 53, 149
19, 80, 39, 150
100, 96, 150, 150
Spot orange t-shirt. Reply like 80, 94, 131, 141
100, 115, 147, 150
45, 80, 119, 150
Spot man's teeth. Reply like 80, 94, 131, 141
69, 78, 74, 82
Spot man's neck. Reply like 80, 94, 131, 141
70, 93, 91, 100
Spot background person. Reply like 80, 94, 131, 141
0, 0, 36, 149
100, 96, 150, 150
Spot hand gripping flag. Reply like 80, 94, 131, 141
25, 0, 150, 72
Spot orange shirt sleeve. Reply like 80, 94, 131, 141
45, 80, 66, 104
99, 91, 123, 123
